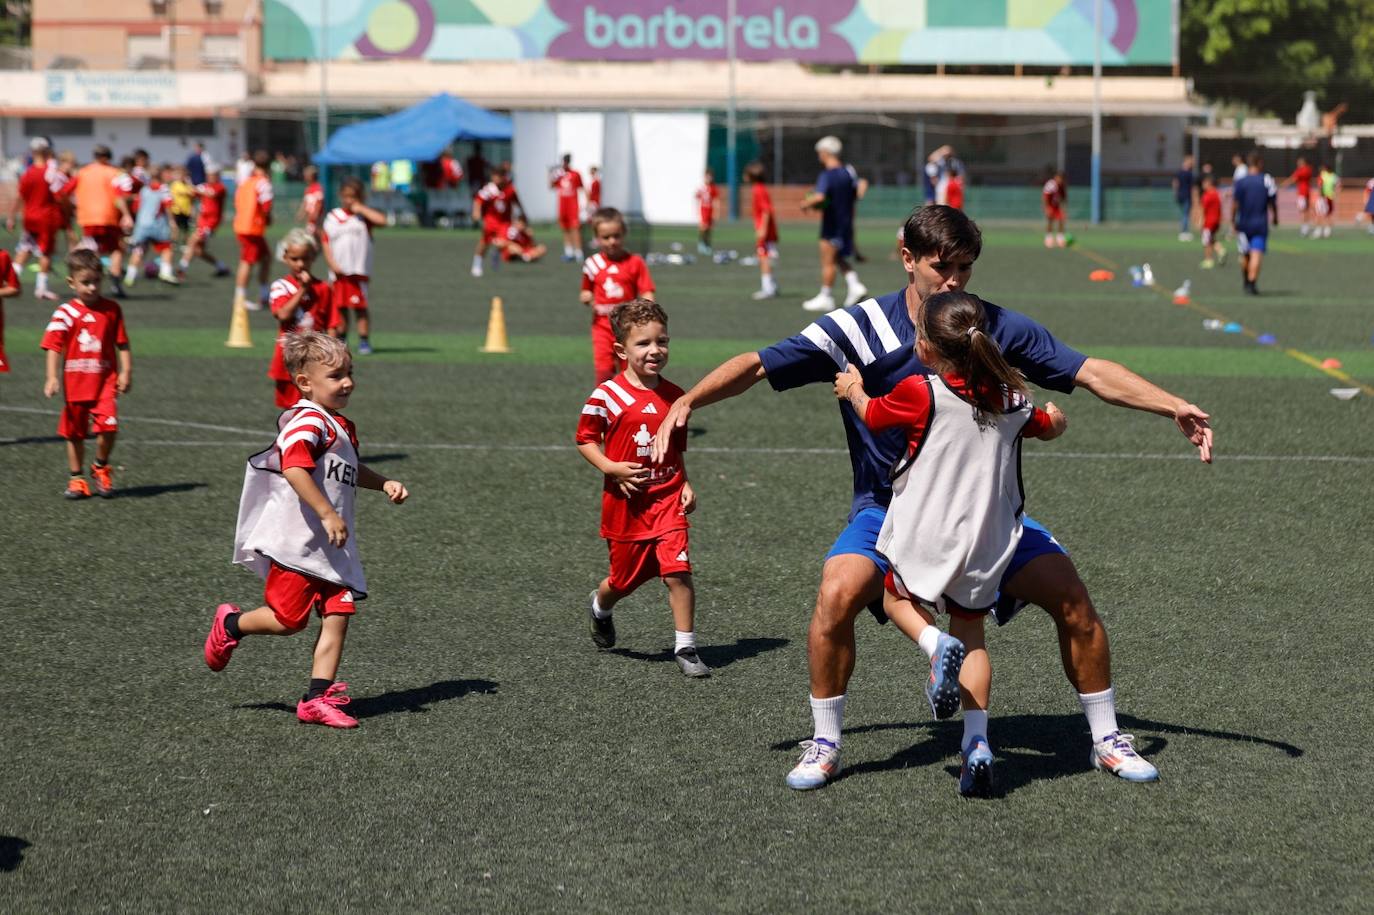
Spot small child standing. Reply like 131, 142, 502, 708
575, 299, 708, 678
205, 332, 409, 728
232, 150, 275, 309
40, 249, 132, 499
1198, 174, 1225, 268
169, 165, 195, 250
695, 168, 721, 255
745, 162, 779, 300
298, 164, 325, 237
580, 207, 656, 384
0, 246, 19, 374
832, 290, 1066, 797
269, 228, 340, 408
322, 178, 387, 355
1042, 168, 1067, 248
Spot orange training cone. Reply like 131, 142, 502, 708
480, 296, 512, 353
225, 297, 253, 348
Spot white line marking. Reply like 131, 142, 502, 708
4, 405, 1370, 463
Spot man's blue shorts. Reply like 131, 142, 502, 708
825, 507, 1068, 626
1236, 231, 1267, 254
820, 229, 856, 259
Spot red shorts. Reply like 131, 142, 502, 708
607, 529, 692, 593
147, 241, 172, 254
21, 219, 56, 257
482, 222, 510, 246
0, 306, 8, 374
1044, 206, 1065, 222
333, 275, 369, 312
195, 221, 218, 240
558, 201, 580, 230
590, 313, 625, 383
756, 240, 778, 260
884, 569, 988, 619
237, 234, 269, 264
264, 561, 356, 630
59, 391, 118, 440
81, 225, 123, 255
274, 378, 301, 409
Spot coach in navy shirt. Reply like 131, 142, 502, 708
185, 141, 207, 186
653, 205, 1213, 792
1232, 151, 1278, 295
799, 136, 868, 314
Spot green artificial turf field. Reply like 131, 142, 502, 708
2, 219, 1372, 911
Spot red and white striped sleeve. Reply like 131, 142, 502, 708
276, 408, 334, 470
40, 301, 80, 352
575, 385, 612, 445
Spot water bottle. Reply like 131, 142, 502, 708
1202, 319, 1223, 331
1141, 263, 1155, 286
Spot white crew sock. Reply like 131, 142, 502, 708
762, 273, 777, 293
810, 694, 845, 746
124, 265, 136, 283
1078, 687, 1119, 743
818, 285, 832, 297
1045, 233, 1054, 245
963, 709, 989, 748
36, 272, 48, 294
843, 269, 861, 288
472, 255, 483, 271
234, 285, 246, 303
674, 630, 696, 652
590, 593, 611, 620
178, 257, 190, 270
916, 625, 941, 659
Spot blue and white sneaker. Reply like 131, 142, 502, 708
1090, 732, 1159, 782
959, 736, 994, 798
357, 340, 373, 355
926, 632, 966, 719
785, 738, 841, 790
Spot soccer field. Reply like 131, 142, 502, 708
2, 220, 1372, 911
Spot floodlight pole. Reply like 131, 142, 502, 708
317, 0, 329, 203
1090, 0, 1103, 224
726, 0, 739, 221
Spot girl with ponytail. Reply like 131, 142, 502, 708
831, 290, 1067, 797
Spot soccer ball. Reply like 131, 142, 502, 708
1063, 233, 1076, 247
143, 262, 160, 279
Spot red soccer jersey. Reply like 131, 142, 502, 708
866, 374, 1051, 450
752, 182, 777, 242
576, 373, 689, 541
18, 163, 58, 227
278, 406, 359, 472
40, 297, 128, 402
475, 182, 518, 228
553, 168, 583, 201
1042, 178, 1065, 209
581, 252, 655, 316
506, 224, 534, 248
302, 182, 324, 225
696, 182, 719, 223
1200, 187, 1222, 228
946, 176, 965, 210
0, 250, 16, 373
1291, 164, 1312, 197
267, 275, 339, 381
588, 178, 602, 207
196, 180, 226, 228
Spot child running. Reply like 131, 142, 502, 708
1197, 173, 1226, 268
695, 167, 720, 255
745, 161, 779, 300
575, 299, 708, 678
169, 165, 195, 252
1042, 168, 1067, 248
269, 228, 340, 408
0, 246, 19, 374
832, 290, 1066, 797
581, 207, 655, 384
40, 249, 132, 499
124, 163, 180, 287
205, 331, 409, 729
322, 178, 386, 354
180, 165, 229, 277
232, 150, 274, 309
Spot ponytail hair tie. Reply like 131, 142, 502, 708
967, 326, 978, 338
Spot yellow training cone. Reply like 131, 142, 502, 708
225, 297, 253, 348
480, 296, 512, 353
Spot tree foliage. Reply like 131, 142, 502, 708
1181, 0, 1374, 122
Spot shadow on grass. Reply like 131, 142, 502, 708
359, 452, 408, 465
609, 636, 788, 671
0, 435, 64, 447
770, 712, 1302, 798
237, 678, 498, 720
0, 836, 31, 872
363, 346, 438, 355
114, 482, 208, 499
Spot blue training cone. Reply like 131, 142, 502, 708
1257, 333, 1277, 345
1223, 322, 1243, 334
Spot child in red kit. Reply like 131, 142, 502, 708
502, 216, 547, 262
1197, 173, 1226, 268
180, 165, 229, 277
1042, 168, 1067, 248
745, 161, 779, 300
550, 153, 584, 261
40, 249, 132, 499
471, 165, 522, 277
0, 248, 19, 373
322, 177, 387, 354
205, 332, 410, 729
298, 164, 324, 236
575, 299, 708, 678
269, 228, 340, 408
695, 168, 721, 255
581, 207, 655, 384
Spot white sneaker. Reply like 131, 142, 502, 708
842, 282, 869, 308
1090, 732, 1159, 782
471, 265, 483, 277
751, 287, 778, 300
1178, 231, 1193, 242
158, 268, 181, 285
785, 738, 842, 790
802, 291, 836, 312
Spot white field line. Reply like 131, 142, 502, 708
3, 405, 1372, 464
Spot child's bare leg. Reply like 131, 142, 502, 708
93, 431, 116, 465
356, 311, 370, 339
595, 576, 630, 614
950, 613, 990, 712
65, 438, 84, 474
310, 613, 350, 682
664, 573, 694, 633
883, 590, 936, 644
234, 605, 297, 636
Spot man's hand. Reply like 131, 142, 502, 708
1174, 403, 1213, 463
383, 480, 409, 504
321, 510, 349, 547
651, 401, 690, 463
609, 460, 650, 495
680, 481, 696, 515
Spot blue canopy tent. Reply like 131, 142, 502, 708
313, 93, 512, 165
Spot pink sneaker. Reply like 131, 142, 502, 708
203, 603, 240, 671
296, 682, 358, 729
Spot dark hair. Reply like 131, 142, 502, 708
917, 291, 1027, 419
743, 161, 766, 183
253, 149, 271, 169
303, 164, 318, 180
901, 204, 983, 261
1247, 151, 1263, 169
67, 248, 103, 277
611, 298, 668, 342
340, 176, 365, 198
120, 156, 136, 170
591, 206, 626, 234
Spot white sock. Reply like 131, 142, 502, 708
124, 266, 136, 282
472, 255, 483, 270
1078, 687, 1119, 743
674, 630, 695, 652
916, 625, 941, 658
36, 272, 48, 293
178, 258, 190, 270
590, 593, 611, 620
810, 694, 845, 746
762, 273, 777, 293
844, 270, 861, 288
963, 709, 989, 748
234, 285, 246, 303
819, 285, 832, 297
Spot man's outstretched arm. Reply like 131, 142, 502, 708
1074, 357, 1213, 463
650, 352, 767, 462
